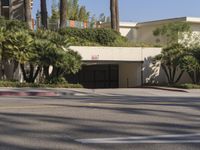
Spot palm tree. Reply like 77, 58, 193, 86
40, 0, 48, 29
110, 0, 119, 31
60, 0, 67, 28
115, 0, 119, 32
24, 0, 32, 29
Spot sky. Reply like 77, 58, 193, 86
33, 0, 200, 22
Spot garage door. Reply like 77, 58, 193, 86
66, 65, 119, 88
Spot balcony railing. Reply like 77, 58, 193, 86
41, 19, 98, 30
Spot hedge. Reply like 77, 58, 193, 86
59, 28, 127, 46
0, 81, 83, 88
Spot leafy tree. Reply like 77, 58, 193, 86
78, 6, 89, 22
33, 30, 82, 83
71, 0, 79, 20
3, 31, 37, 82
52, 0, 90, 22
46, 32, 81, 81
0, 19, 28, 80
51, 0, 59, 20
154, 43, 186, 84
0, 18, 82, 83
180, 48, 200, 84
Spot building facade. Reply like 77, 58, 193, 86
0, 13, 195, 88
67, 17, 198, 88
0, 0, 33, 20
101, 17, 200, 46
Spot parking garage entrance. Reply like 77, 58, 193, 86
66, 64, 119, 88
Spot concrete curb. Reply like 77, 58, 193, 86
0, 91, 58, 97
0, 88, 89, 97
143, 86, 188, 93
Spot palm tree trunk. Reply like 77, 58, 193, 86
24, 0, 33, 29
40, 0, 48, 29
110, 0, 117, 31
110, 0, 119, 31
115, 0, 120, 32
60, 0, 67, 28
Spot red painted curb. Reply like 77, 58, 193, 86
0, 91, 58, 96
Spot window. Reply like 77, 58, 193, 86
2, 0, 10, 6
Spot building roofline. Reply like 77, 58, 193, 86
135, 17, 200, 27
99, 17, 200, 28
137, 17, 187, 26
119, 22, 137, 27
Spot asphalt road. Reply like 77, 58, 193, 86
0, 88, 199, 150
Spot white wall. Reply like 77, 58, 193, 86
142, 48, 192, 84
71, 46, 143, 62
120, 28, 137, 42
119, 63, 142, 88
142, 48, 166, 84
71, 46, 192, 86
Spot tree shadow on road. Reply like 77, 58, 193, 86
0, 94, 200, 149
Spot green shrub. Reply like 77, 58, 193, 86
0, 80, 83, 88
144, 82, 200, 89
47, 77, 68, 84
59, 28, 123, 46
172, 83, 200, 89
58, 27, 161, 47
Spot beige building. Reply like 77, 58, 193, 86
67, 17, 198, 88
69, 46, 162, 88
101, 17, 200, 45
0, 0, 33, 20
68, 46, 191, 88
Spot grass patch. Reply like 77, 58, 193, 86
172, 83, 200, 89
144, 83, 200, 89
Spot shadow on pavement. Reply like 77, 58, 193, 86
0, 94, 200, 149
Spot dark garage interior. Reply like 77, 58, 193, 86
66, 64, 119, 88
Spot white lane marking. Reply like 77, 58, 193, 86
76, 133, 200, 144
76, 140, 200, 144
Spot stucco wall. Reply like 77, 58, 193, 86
142, 48, 192, 84
136, 24, 169, 45
120, 27, 137, 42
121, 22, 200, 46
71, 46, 143, 62
72, 46, 163, 87
119, 62, 142, 88
71, 46, 193, 86
142, 48, 166, 84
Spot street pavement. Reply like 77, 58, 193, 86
0, 88, 199, 150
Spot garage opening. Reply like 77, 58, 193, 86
66, 64, 119, 88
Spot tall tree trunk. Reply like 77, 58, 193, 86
40, 0, 48, 29
9, 0, 13, 19
110, 0, 119, 31
110, 0, 117, 31
60, 0, 67, 28
115, 0, 119, 32
24, 0, 33, 29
